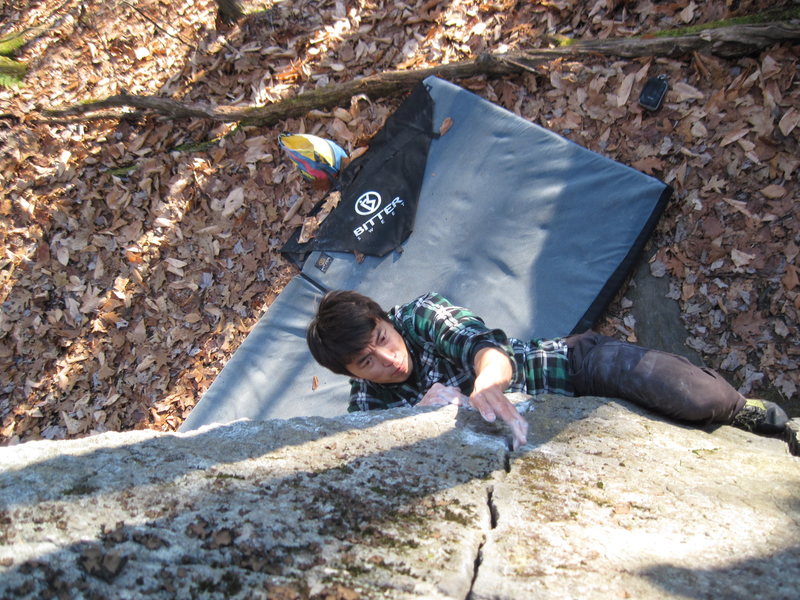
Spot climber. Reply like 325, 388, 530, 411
306, 290, 790, 450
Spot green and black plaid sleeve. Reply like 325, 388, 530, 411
395, 292, 517, 375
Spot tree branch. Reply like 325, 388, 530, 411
40, 21, 800, 126
531, 21, 800, 60
42, 56, 518, 124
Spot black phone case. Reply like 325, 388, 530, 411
639, 75, 669, 111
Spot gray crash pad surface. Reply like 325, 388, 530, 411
303, 77, 669, 338
181, 76, 670, 432
181, 276, 342, 430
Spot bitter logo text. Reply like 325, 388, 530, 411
353, 191, 405, 240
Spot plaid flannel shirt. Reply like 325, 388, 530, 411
348, 292, 573, 412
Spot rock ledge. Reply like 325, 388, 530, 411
1, 394, 798, 599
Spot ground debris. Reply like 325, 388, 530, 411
0, 0, 797, 444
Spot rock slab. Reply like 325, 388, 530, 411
1, 395, 798, 599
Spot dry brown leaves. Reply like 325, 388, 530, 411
0, 0, 798, 444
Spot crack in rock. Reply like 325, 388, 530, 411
466, 447, 508, 600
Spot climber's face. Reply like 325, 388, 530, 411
345, 319, 412, 384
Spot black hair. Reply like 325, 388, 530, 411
306, 290, 388, 375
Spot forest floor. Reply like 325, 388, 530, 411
1, 0, 798, 444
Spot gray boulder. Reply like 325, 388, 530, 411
1, 394, 797, 599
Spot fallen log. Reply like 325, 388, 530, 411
41, 56, 518, 125
40, 21, 800, 126
538, 20, 800, 60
